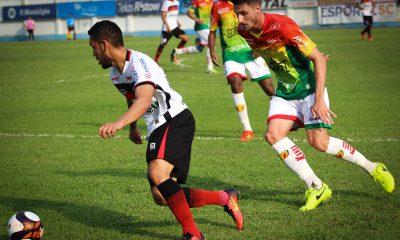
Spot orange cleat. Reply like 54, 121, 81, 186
368, 36, 374, 42
240, 130, 254, 142
223, 189, 244, 231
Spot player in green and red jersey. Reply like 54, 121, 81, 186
172, 0, 216, 73
209, 0, 275, 142
232, 0, 394, 211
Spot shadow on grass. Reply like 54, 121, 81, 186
56, 168, 305, 208
0, 197, 175, 239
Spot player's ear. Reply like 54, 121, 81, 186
100, 40, 108, 52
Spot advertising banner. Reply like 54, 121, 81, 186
2, 4, 56, 22
117, 0, 162, 16
318, 0, 397, 25
57, 1, 116, 19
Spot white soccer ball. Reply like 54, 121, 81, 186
8, 211, 44, 240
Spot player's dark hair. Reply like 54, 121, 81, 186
230, 0, 262, 6
88, 20, 124, 47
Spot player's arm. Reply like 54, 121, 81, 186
308, 48, 336, 124
187, 7, 203, 24
127, 99, 142, 144
208, 5, 221, 67
99, 85, 154, 139
161, 11, 171, 32
208, 30, 221, 67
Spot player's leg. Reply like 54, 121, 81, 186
367, 16, 373, 41
148, 160, 203, 239
146, 112, 203, 239
170, 28, 189, 64
245, 57, 274, 96
303, 88, 394, 193
154, 31, 172, 63
266, 97, 331, 211
225, 61, 254, 141
361, 16, 369, 40
175, 30, 206, 55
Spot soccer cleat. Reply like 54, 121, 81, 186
300, 183, 332, 212
177, 233, 205, 240
223, 189, 244, 231
240, 130, 254, 142
371, 163, 395, 193
360, 32, 365, 40
170, 49, 180, 64
206, 69, 218, 74
368, 36, 374, 42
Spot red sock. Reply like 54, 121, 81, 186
167, 190, 201, 237
157, 179, 201, 238
154, 46, 163, 63
188, 189, 229, 208
177, 40, 187, 49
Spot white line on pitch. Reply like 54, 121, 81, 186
0, 132, 398, 142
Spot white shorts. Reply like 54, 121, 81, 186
196, 29, 209, 46
224, 57, 271, 82
267, 88, 332, 130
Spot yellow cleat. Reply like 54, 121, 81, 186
371, 163, 395, 193
300, 183, 332, 212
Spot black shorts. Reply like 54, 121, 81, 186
146, 109, 195, 186
67, 26, 75, 31
161, 27, 186, 44
363, 16, 373, 25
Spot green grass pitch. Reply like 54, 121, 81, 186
0, 27, 399, 239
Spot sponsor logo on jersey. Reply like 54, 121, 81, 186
269, 23, 280, 30
218, 7, 230, 14
267, 39, 278, 44
150, 142, 156, 150
139, 58, 152, 79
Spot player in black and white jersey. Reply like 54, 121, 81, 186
88, 20, 243, 240
356, 0, 375, 41
154, 0, 189, 64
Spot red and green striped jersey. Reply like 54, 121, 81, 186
239, 13, 317, 100
189, 0, 213, 31
210, 0, 253, 63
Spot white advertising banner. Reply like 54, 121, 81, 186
318, 0, 397, 25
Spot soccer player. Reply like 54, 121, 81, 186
209, 0, 275, 142
231, 0, 395, 211
24, 16, 35, 41
356, 0, 375, 41
154, 0, 189, 64
172, 0, 216, 73
66, 14, 76, 40
88, 20, 243, 240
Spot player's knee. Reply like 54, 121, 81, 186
265, 131, 280, 144
151, 190, 167, 206
147, 170, 166, 186
181, 36, 189, 43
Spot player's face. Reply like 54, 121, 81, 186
234, 3, 261, 32
89, 39, 113, 69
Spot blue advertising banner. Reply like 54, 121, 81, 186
117, 0, 161, 15
2, 4, 56, 22
57, 1, 116, 19
117, 0, 162, 15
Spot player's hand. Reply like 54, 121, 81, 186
321, 52, 330, 61
166, 26, 171, 33
311, 100, 337, 125
210, 51, 222, 67
196, 19, 204, 24
129, 127, 142, 144
99, 121, 124, 139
